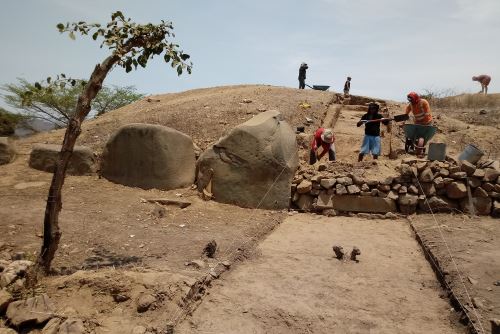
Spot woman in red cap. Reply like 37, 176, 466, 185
405, 92, 432, 125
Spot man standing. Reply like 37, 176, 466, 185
343, 76, 351, 96
298, 63, 308, 89
310, 127, 336, 164
472, 75, 491, 95
356, 102, 389, 161
405, 92, 432, 125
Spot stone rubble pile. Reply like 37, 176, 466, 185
291, 158, 500, 217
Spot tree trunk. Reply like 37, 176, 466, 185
36, 55, 119, 274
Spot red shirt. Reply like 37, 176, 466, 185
476, 75, 491, 85
311, 128, 334, 151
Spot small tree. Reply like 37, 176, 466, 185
3, 79, 145, 126
28, 11, 192, 274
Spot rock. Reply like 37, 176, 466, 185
468, 177, 481, 188
408, 185, 419, 194
58, 318, 85, 334
42, 318, 62, 334
360, 191, 372, 196
136, 293, 156, 313
317, 163, 327, 171
102, 124, 195, 190
0, 137, 15, 165
132, 326, 147, 334
450, 171, 467, 179
471, 297, 484, 309
472, 169, 485, 178
449, 165, 461, 174
460, 161, 476, 176
310, 174, 323, 183
484, 169, 500, 182
310, 189, 320, 196
328, 196, 397, 213
399, 164, 413, 178
473, 187, 488, 198
366, 179, 379, 187
398, 194, 419, 206
482, 182, 495, 192
6, 294, 55, 327
197, 111, 298, 209
377, 184, 391, 192
350, 247, 361, 262
335, 184, 347, 195
387, 191, 399, 201
322, 209, 337, 217
420, 183, 436, 196
370, 189, 379, 196
0, 260, 33, 288
418, 196, 458, 213
399, 186, 408, 194
185, 259, 206, 269
316, 192, 333, 209
446, 182, 467, 199
0, 289, 13, 314
491, 319, 500, 334
29, 144, 95, 175
419, 168, 434, 182
493, 201, 500, 217
336, 177, 353, 186
202, 240, 217, 258
112, 294, 130, 303
439, 168, 449, 177
347, 185, 360, 195
415, 161, 427, 172
433, 176, 445, 189
361, 183, 370, 192
392, 183, 401, 191
296, 180, 312, 194
295, 194, 314, 210
380, 177, 394, 185
332, 246, 344, 260
320, 178, 336, 189
460, 197, 492, 215
0, 329, 17, 334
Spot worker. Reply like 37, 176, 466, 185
356, 102, 389, 161
343, 76, 351, 96
298, 63, 308, 89
472, 75, 491, 95
405, 92, 432, 125
310, 127, 336, 164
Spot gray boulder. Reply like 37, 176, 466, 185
6, 294, 54, 327
460, 197, 492, 216
29, 144, 95, 175
0, 137, 15, 165
418, 196, 458, 213
197, 110, 298, 209
101, 124, 195, 190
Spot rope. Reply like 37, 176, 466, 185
412, 172, 486, 334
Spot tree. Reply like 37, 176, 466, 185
0, 107, 25, 136
3, 79, 145, 127
26, 11, 192, 274
93, 85, 144, 116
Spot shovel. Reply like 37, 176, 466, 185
360, 114, 409, 124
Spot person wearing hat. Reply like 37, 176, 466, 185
298, 63, 308, 89
405, 92, 432, 125
310, 127, 336, 164
472, 74, 491, 95
356, 102, 389, 161
343, 76, 351, 96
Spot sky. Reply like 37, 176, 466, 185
0, 0, 499, 107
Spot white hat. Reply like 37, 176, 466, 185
321, 129, 334, 143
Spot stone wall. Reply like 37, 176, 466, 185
291, 158, 500, 217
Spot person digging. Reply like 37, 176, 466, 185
309, 127, 336, 164
356, 102, 389, 161
472, 74, 491, 95
405, 92, 432, 125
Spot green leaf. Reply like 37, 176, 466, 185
34, 82, 42, 90
177, 65, 182, 76
180, 54, 190, 61
164, 54, 171, 63
92, 32, 99, 40
69, 31, 76, 40
56, 23, 65, 31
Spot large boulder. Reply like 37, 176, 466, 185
101, 124, 195, 190
418, 196, 458, 213
460, 197, 492, 216
29, 144, 95, 175
0, 137, 15, 165
6, 294, 55, 327
197, 110, 298, 209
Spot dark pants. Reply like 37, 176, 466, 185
309, 148, 336, 165
299, 78, 305, 89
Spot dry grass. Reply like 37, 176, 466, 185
427, 92, 500, 110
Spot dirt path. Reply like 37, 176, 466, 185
177, 214, 465, 334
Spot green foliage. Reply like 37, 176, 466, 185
0, 107, 25, 136
2, 78, 145, 126
56, 11, 192, 75
93, 85, 144, 116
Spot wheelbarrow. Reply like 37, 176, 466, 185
403, 124, 437, 158
305, 84, 330, 91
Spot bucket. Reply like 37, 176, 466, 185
427, 143, 446, 161
458, 144, 484, 164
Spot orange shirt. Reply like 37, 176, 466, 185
405, 98, 432, 125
